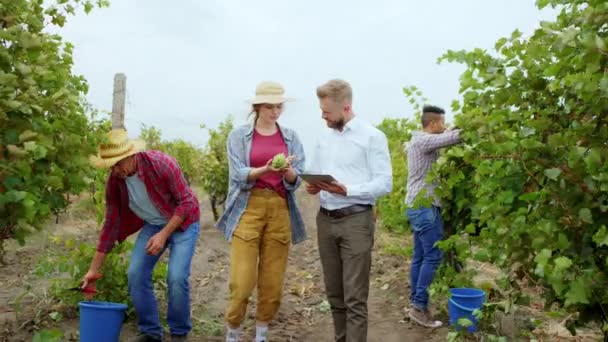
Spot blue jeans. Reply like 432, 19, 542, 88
405, 206, 444, 310
128, 222, 200, 338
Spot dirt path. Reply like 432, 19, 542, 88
0, 190, 448, 341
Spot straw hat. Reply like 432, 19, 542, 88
248, 81, 294, 104
89, 129, 146, 169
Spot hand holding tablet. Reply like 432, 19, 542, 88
299, 173, 336, 184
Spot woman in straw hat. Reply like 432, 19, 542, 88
216, 81, 307, 342
83, 129, 200, 342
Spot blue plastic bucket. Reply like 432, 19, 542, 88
448, 288, 486, 332
79, 301, 127, 342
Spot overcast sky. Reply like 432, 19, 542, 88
59, 0, 555, 165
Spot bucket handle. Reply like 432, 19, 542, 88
448, 298, 480, 312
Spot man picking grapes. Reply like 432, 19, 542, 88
405, 105, 461, 328
84, 129, 200, 342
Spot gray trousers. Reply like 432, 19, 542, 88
317, 209, 375, 342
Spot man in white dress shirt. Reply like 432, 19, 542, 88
305, 79, 392, 342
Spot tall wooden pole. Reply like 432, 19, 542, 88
111, 73, 126, 129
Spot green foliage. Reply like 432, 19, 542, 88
0, 0, 108, 259
163, 139, 204, 186
139, 124, 204, 186
429, 0, 608, 312
199, 117, 233, 221
139, 124, 163, 150
91, 167, 108, 224
456, 317, 473, 329
192, 310, 224, 337
375, 116, 417, 232
375, 86, 427, 233
32, 329, 64, 342
382, 242, 413, 258
138, 117, 233, 222
428, 257, 475, 301
35, 237, 167, 315
447, 330, 508, 342
87, 109, 111, 224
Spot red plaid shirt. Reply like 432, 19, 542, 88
97, 151, 200, 253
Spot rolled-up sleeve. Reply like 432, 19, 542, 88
283, 131, 305, 191
227, 130, 255, 190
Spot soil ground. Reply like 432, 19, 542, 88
0, 188, 522, 341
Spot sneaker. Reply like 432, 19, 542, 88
254, 331, 267, 342
225, 328, 241, 342
171, 334, 188, 342
408, 307, 443, 328
403, 303, 418, 318
254, 325, 268, 342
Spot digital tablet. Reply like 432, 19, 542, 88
299, 174, 336, 184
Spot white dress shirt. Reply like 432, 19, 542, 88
308, 116, 393, 210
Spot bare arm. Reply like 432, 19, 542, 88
82, 252, 106, 288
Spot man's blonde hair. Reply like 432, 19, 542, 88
316, 79, 352, 103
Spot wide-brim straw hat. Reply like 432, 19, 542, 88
248, 81, 295, 104
89, 128, 146, 169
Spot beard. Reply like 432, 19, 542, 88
326, 117, 346, 131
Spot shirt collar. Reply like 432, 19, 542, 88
337, 115, 358, 133
136, 152, 146, 178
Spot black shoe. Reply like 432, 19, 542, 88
171, 334, 188, 342
128, 334, 162, 342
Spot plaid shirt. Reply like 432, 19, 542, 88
405, 129, 461, 207
97, 150, 200, 253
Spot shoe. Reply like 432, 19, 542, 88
128, 334, 162, 342
254, 326, 268, 342
403, 303, 418, 319
225, 328, 241, 342
403, 305, 411, 316
171, 334, 188, 341
254, 331, 267, 342
408, 307, 443, 328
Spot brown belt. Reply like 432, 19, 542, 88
319, 204, 372, 219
